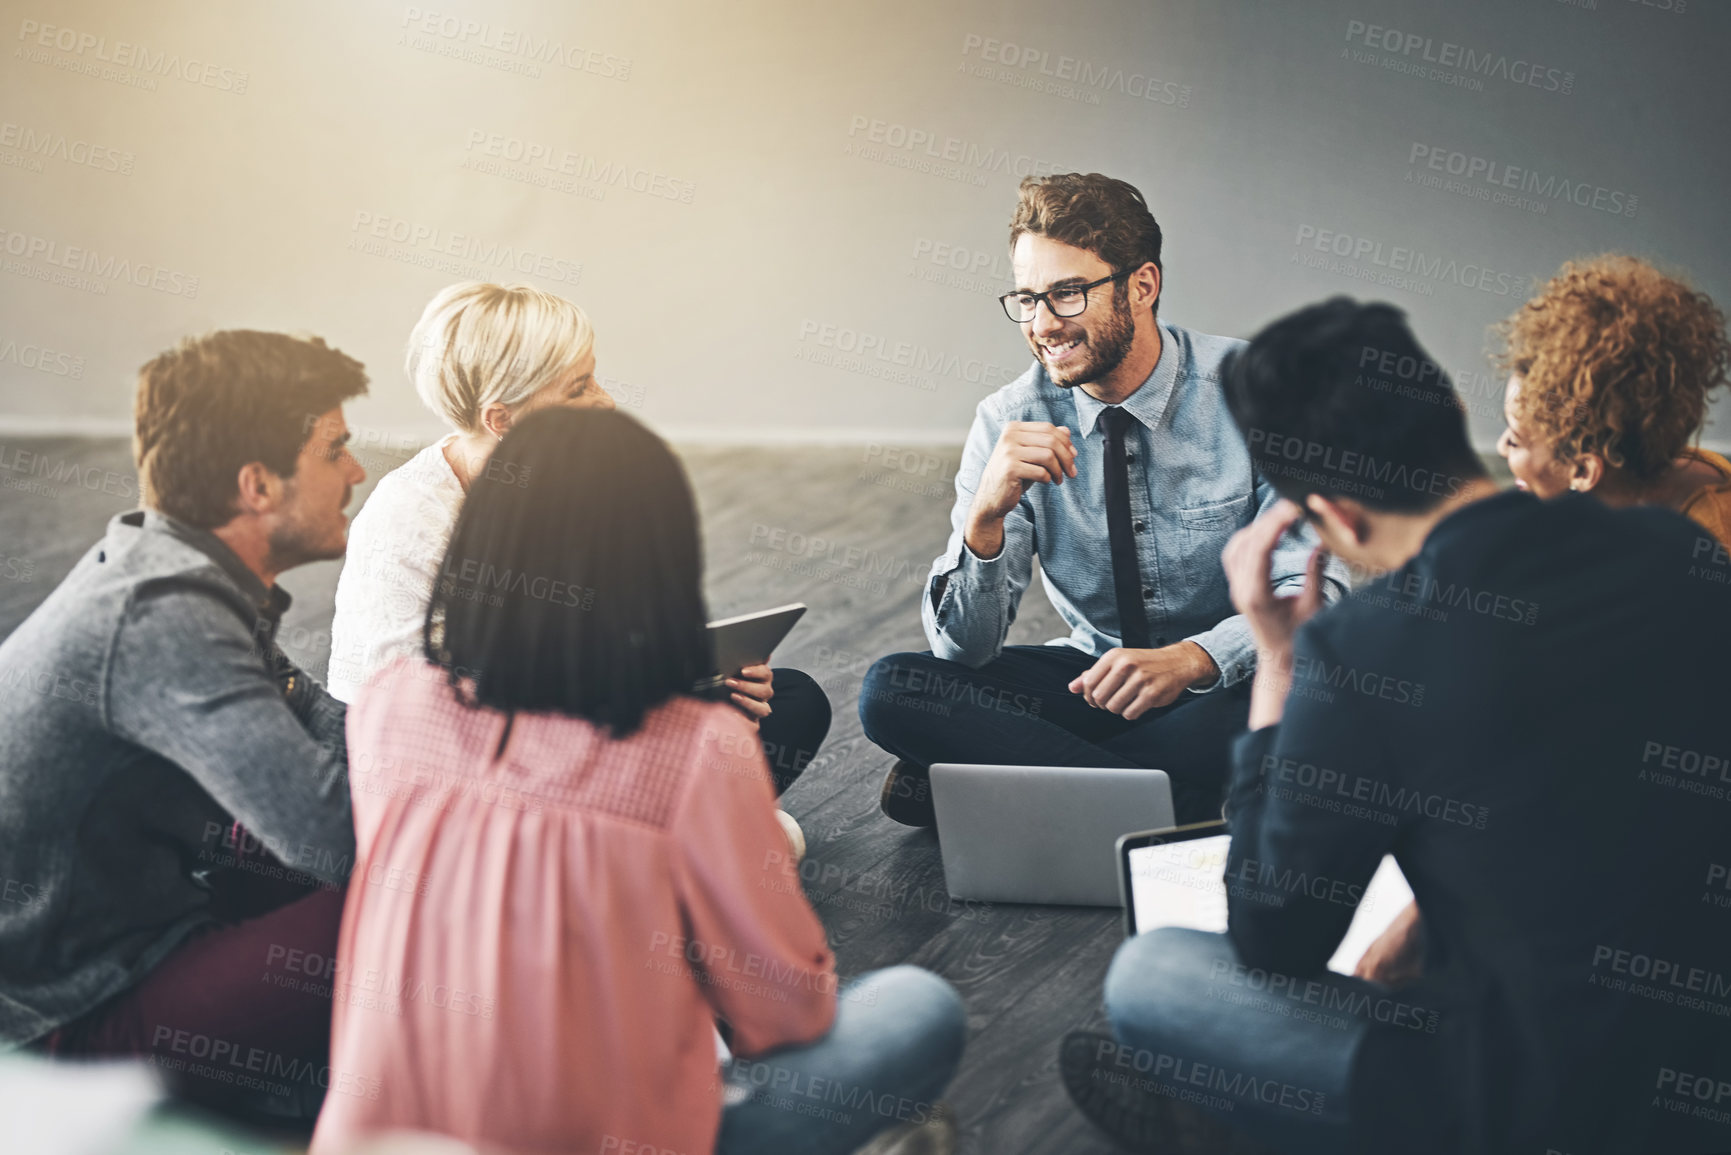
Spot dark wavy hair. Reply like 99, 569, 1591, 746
423, 407, 711, 737
1223, 298, 1487, 514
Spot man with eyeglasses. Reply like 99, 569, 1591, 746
859, 172, 1345, 827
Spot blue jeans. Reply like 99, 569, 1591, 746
860, 646, 1249, 823
1104, 928, 1382, 1155
716, 966, 966, 1155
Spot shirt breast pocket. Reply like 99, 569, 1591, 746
1176, 495, 1252, 591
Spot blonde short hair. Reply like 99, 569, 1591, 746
405, 282, 595, 433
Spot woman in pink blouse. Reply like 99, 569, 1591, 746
311, 407, 964, 1155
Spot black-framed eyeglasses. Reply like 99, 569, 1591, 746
999, 271, 1129, 323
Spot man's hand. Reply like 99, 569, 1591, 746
726, 664, 774, 727
964, 421, 1076, 560
1222, 500, 1332, 663
1067, 641, 1219, 720
1354, 900, 1424, 987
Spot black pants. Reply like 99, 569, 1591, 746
761, 667, 831, 795
858, 645, 1248, 824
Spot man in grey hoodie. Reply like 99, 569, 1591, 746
0, 330, 368, 1117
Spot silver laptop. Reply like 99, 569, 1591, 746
929, 764, 1176, 907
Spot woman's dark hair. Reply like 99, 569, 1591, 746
1222, 298, 1487, 514
423, 407, 711, 737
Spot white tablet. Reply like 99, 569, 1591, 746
1117, 823, 1414, 975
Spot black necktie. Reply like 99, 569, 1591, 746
1099, 406, 1152, 650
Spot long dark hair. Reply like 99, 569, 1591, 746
422, 407, 711, 737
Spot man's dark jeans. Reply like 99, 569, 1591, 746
858, 645, 1249, 824
1103, 927, 1377, 1154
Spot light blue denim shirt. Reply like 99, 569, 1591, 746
921, 320, 1348, 688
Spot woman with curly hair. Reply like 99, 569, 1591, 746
1356, 256, 1731, 991
1493, 254, 1731, 544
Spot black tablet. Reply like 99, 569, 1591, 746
694, 603, 808, 696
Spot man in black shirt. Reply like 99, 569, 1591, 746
1063, 299, 1731, 1154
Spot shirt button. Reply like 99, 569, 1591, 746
1142, 587, 1153, 599
1134, 520, 1146, 532
1125, 452, 1135, 462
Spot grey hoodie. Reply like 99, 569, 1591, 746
0, 510, 353, 1045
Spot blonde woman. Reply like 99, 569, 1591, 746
329, 283, 829, 849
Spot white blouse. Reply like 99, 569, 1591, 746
327, 435, 466, 704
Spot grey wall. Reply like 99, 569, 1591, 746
2, 0, 1725, 447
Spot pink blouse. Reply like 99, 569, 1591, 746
310, 657, 837, 1155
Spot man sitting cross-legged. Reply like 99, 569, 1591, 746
1062, 299, 1731, 1155
859, 173, 1345, 828
0, 331, 369, 1122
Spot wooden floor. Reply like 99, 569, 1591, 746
0, 436, 1125, 1154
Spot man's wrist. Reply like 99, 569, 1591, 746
1181, 640, 1221, 689
963, 510, 1006, 560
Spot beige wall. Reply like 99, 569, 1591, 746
1, 0, 1725, 448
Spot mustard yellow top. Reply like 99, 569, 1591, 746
1679, 447, 1731, 549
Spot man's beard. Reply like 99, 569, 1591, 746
1035, 287, 1136, 389
267, 486, 351, 571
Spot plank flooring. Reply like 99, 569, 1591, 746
0, 436, 1126, 1154
0, 436, 1514, 1153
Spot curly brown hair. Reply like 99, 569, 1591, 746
1008, 173, 1163, 316
1494, 255, 1728, 480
